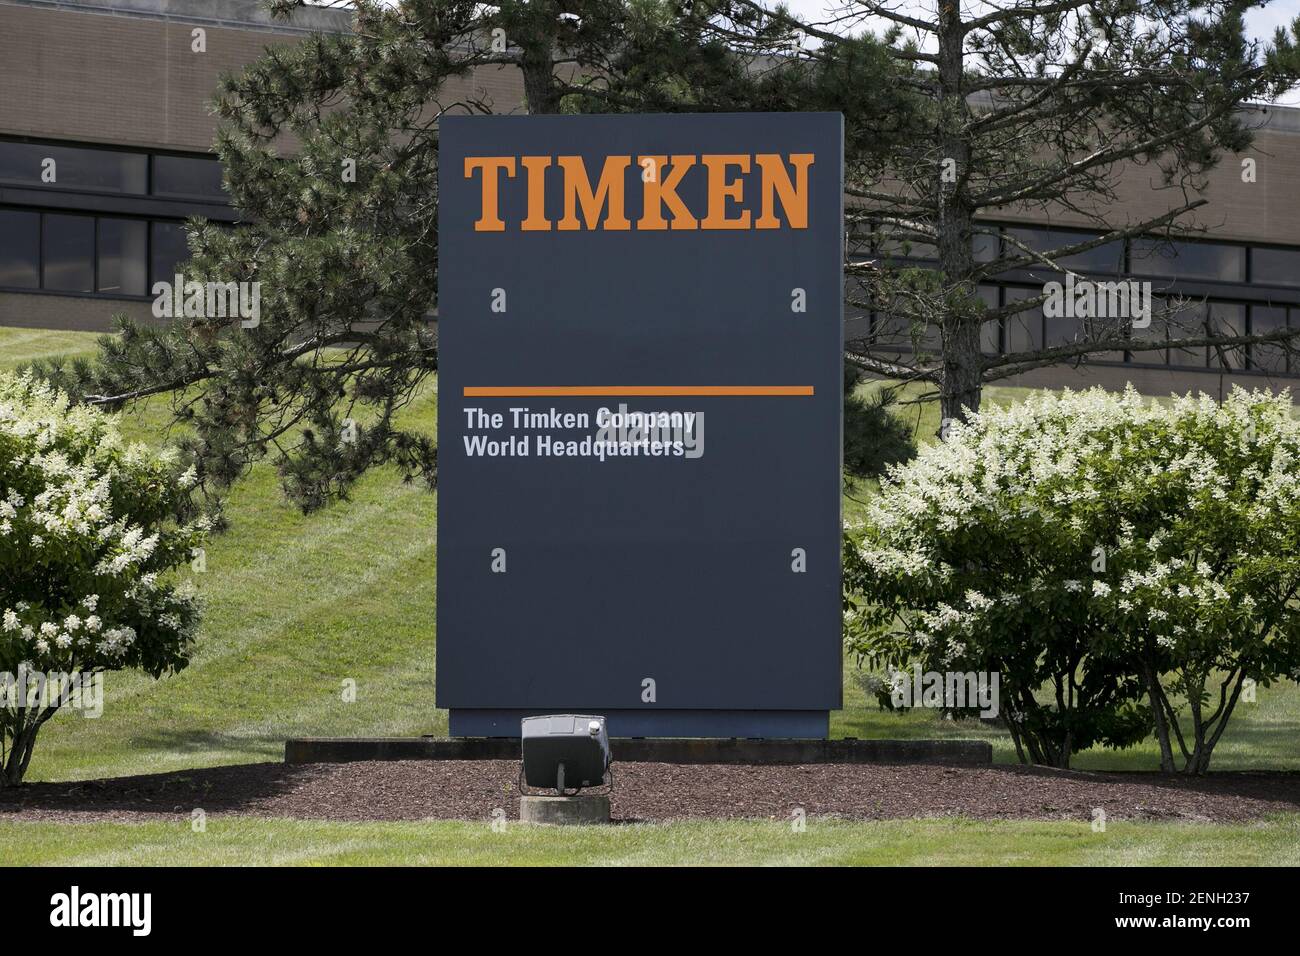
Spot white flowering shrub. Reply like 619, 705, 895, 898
845, 386, 1300, 773
0, 372, 208, 786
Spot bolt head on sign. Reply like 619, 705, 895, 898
436, 113, 844, 738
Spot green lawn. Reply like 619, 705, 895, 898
2, 815, 1298, 866
3, 326, 444, 783
2, 324, 1298, 790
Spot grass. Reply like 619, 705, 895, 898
0, 327, 102, 366
832, 660, 1300, 771
1, 815, 1298, 866
1, 317, 1298, 876
3, 326, 444, 783
2, 324, 1298, 784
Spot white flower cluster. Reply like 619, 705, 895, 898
0, 594, 135, 661
1, 372, 207, 672
849, 384, 1300, 664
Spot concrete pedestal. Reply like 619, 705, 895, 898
519, 794, 611, 825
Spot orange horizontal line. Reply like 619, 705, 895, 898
463, 385, 815, 397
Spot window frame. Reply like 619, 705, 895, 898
0, 135, 225, 202
0, 207, 42, 290
0, 206, 196, 301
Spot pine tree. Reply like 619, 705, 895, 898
29, 0, 912, 510
717, 0, 1300, 425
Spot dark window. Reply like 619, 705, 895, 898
868, 308, 910, 351
844, 276, 870, 320
42, 214, 94, 293
978, 284, 1000, 354
1130, 238, 1245, 282
0, 141, 51, 187
1251, 247, 1300, 288
150, 221, 191, 286
875, 227, 937, 262
1044, 288, 1081, 349
1250, 305, 1288, 373
1166, 334, 1204, 367
1076, 281, 1131, 364
865, 226, 996, 266
1165, 299, 1209, 368
1125, 292, 1168, 364
152, 154, 226, 200
844, 278, 869, 342
0, 140, 146, 194
1005, 227, 1123, 274
0, 142, 36, 184
916, 319, 941, 355
0, 209, 40, 288
1091, 336, 1126, 365
1004, 287, 1043, 353
97, 218, 147, 296
846, 221, 872, 258
1208, 302, 1246, 369
844, 314, 870, 344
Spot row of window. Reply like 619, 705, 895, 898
863, 283, 1296, 375
995, 287, 1291, 372
0, 209, 191, 296
0, 139, 225, 201
862, 224, 1300, 288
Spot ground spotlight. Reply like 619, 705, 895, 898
520, 714, 611, 794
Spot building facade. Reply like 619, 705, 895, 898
849, 104, 1300, 397
2, 0, 1299, 397
0, 0, 356, 331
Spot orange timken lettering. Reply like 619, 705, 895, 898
464, 153, 814, 232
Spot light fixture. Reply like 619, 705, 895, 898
520, 714, 611, 794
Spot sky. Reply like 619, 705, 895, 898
779, 0, 1298, 42
779, 0, 1300, 104
348, 0, 1300, 105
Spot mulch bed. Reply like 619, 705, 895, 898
3, 760, 1299, 824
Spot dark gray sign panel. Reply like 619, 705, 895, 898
436, 113, 843, 737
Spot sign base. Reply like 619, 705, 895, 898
518, 794, 611, 826
450, 709, 829, 739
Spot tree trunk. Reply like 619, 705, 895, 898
1183, 671, 1248, 775
520, 32, 561, 115
1182, 676, 1208, 774
1, 723, 38, 788
935, 3, 981, 430
1142, 660, 1178, 772
0, 705, 56, 788
521, 58, 560, 114
940, 322, 983, 429
1007, 720, 1028, 765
